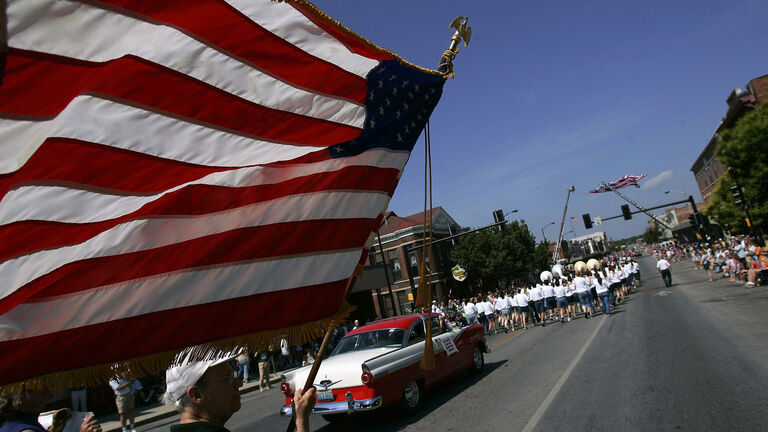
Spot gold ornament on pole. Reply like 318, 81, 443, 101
439, 16, 472, 79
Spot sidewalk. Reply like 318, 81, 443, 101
98, 372, 283, 432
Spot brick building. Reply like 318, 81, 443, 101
364, 207, 465, 318
692, 74, 768, 204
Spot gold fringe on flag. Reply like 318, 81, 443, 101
0, 302, 355, 393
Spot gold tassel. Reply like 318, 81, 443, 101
420, 319, 436, 370
0, 302, 355, 393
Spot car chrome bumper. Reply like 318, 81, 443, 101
280, 394, 383, 416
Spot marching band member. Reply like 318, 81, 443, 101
553, 278, 569, 323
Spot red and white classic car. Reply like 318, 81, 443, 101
279, 314, 488, 420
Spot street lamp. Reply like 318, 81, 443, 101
504, 209, 519, 218
540, 221, 555, 243
665, 190, 687, 198
666, 189, 691, 212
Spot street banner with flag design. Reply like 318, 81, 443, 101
588, 174, 647, 193
0, 0, 445, 389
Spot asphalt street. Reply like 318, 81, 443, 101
142, 256, 768, 431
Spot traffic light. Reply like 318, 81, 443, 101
688, 213, 697, 227
696, 213, 710, 228
493, 209, 507, 231
730, 184, 745, 209
621, 204, 632, 220
582, 213, 593, 229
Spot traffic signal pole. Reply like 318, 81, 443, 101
599, 181, 672, 230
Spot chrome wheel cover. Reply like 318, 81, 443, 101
403, 381, 420, 408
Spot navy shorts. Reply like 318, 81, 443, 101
568, 294, 577, 304
501, 308, 510, 316
556, 297, 568, 308
518, 305, 529, 314
534, 300, 545, 314
546, 297, 556, 309
578, 291, 593, 307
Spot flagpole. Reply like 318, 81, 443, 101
286, 270, 359, 432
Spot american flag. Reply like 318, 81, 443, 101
0, 0, 444, 388
570, 216, 579, 222
588, 174, 647, 193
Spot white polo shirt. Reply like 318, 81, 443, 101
514, 292, 530, 306
657, 259, 671, 270
528, 286, 543, 301
463, 302, 478, 315
573, 276, 589, 293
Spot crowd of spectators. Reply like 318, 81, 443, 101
651, 235, 767, 286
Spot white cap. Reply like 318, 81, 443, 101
164, 350, 240, 406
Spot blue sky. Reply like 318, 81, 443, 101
312, 0, 768, 241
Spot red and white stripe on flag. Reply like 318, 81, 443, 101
0, 0, 445, 388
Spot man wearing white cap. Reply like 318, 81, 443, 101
164, 352, 316, 432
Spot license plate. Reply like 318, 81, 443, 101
317, 389, 334, 401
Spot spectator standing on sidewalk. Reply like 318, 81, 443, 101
109, 374, 137, 432
70, 386, 87, 412
257, 350, 271, 392
236, 352, 251, 384
657, 257, 672, 287
278, 338, 292, 371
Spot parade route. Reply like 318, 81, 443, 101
136, 256, 768, 431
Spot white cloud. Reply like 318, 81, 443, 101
643, 169, 674, 190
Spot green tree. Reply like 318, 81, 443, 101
449, 221, 542, 288
706, 103, 768, 233
642, 226, 662, 244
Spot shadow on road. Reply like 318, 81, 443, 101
316, 360, 508, 431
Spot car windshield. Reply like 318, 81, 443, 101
330, 329, 406, 356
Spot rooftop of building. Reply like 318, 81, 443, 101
379, 206, 458, 236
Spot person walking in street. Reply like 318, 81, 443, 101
595, 274, 611, 315
553, 278, 568, 323
528, 284, 544, 326
495, 293, 509, 333
565, 277, 577, 321
463, 298, 479, 325
574, 270, 594, 319
542, 281, 556, 322
657, 256, 672, 287
513, 288, 532, 330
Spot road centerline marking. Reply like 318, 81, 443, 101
521, 315, 607, 432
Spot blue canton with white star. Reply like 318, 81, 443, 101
328, 60, 445, 158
